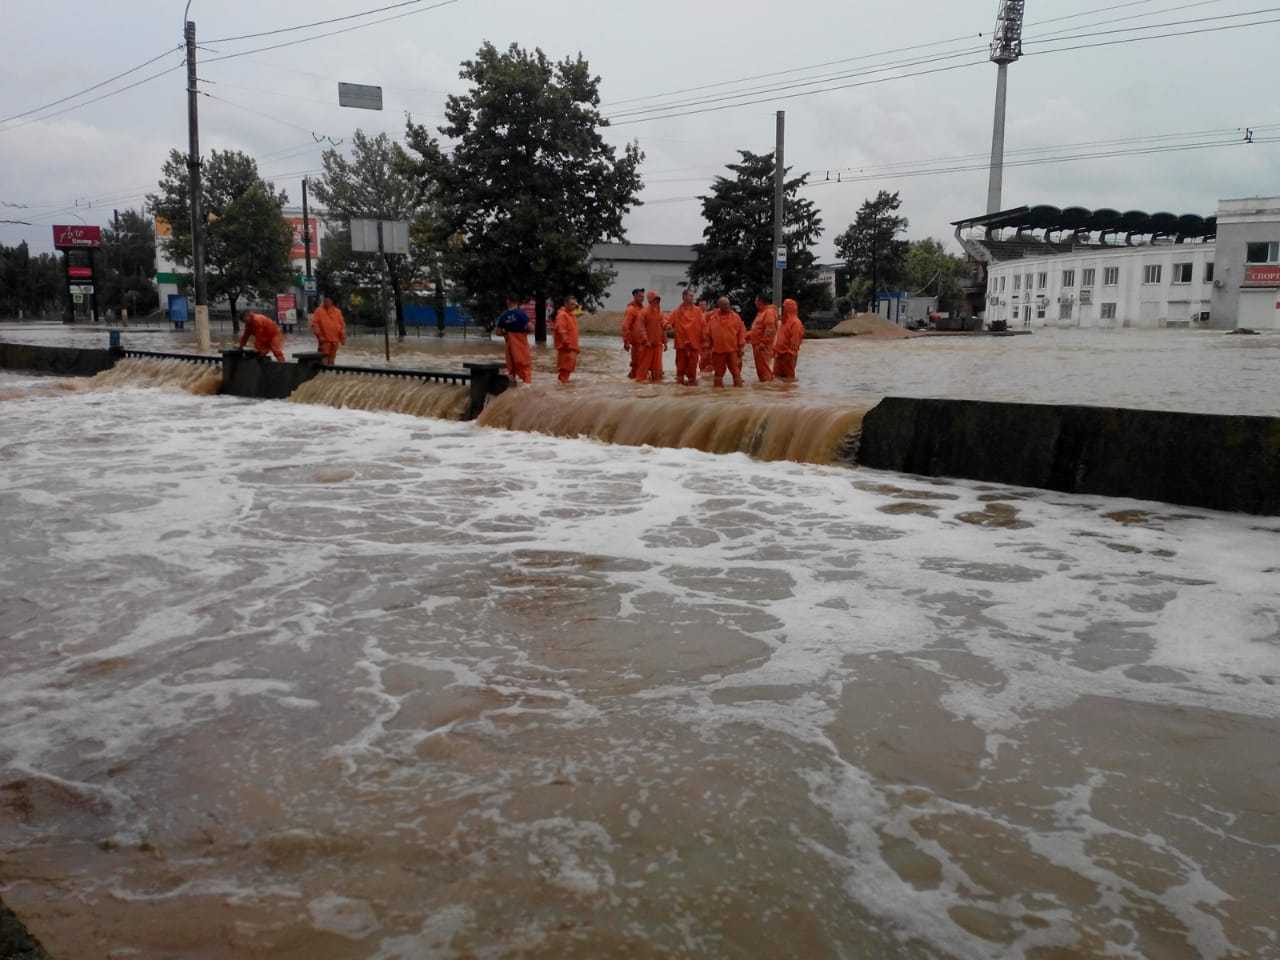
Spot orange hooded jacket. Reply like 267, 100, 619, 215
706, 309, 746, 354
310, 303, 346, 344
774, 299, 804, 355
747, 304, 778, 347
553, 307, 580, 352
669, 302, 707, 351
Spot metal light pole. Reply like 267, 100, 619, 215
184, 11, 210, 350
772, 110, 786, 311
986, 0, 1025, 216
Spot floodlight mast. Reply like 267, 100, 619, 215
986, 0, 1026, 215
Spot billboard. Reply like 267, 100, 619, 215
288, 216, 318, 261
52, 225, 102, 249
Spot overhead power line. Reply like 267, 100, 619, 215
0, 61, 187, 136
0, 45, 182, 126
207, 0, 452, 43
202, 0, 463, 64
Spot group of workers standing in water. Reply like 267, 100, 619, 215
494, 287, 804, 387
233, 285, 802, 389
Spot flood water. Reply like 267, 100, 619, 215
1, 325, 1279, 958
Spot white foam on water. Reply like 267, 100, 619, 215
307, 894, 380, 940
1, 388, 1277, 958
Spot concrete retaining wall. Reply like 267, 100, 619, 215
0, 342, 116, 377
858, 397, 1280, 515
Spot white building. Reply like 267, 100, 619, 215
955, 204, 1221, 329
590, 243, 696, 310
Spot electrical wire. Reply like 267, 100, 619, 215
201, 0, 463, 65
0, 61, 188, 136
0, 45, 183, 125
206, 0, 452, 43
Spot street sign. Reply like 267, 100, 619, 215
775, 245, 788, 269
304, 277, 318, 294
350, 218, 409, 255
338, 82, 383, 111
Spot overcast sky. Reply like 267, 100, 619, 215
3, 0, 1278, 260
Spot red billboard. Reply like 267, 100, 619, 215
67, 266, 93, 278
1243, 265, 1280, 286
52, 225, 102, 249
287, 217, 316, 261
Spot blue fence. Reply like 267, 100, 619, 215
404, 304, 474, 328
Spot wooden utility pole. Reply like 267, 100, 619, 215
185, 19, 210, 351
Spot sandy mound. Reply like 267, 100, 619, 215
579, 312, 624, 335
830, 312, 916, 339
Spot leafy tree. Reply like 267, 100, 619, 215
403, 41, 643, 342
835, 190, 909, 310
100, 209, 159, 317
903, 238, 968, 312
688, 150, 830, 315
0, 242, 63, 317
312, 130, 433, 339
148, 149, 293, 332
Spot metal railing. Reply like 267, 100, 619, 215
121, 348, 222, 367
314, 363, 472, 385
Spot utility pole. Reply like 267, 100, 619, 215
377, 220, 390, 363
302, 176, 314, 314
772, 110, 786, 312
185, 19, 211, 351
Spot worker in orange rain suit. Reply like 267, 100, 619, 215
747, 294, 778, 383
553, 296, 581, 383
706, 296, 747, 388
309, 293, 346, 366
239, 311, 286, 361
773, 298, 805, 381
641, 290, 670, 382
621, 288, 647, 380
494, 296, 533, 384
669, 288, 707, 386
698, 297, 716, 375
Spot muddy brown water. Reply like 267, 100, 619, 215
1, 329, 1279, 958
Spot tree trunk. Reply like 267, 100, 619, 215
386, 255, 406, 339
433, 273, 446, 337
533, 285, 547, 344
230, 294, 240, 336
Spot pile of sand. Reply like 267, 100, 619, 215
829, 312, 916, 339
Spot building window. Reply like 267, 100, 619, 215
1082, 268, 1095, 287
1036, 303, 1046, 319
1143, 264, 1162, 284
1013, 274, 1021, 291
1172, 262, 1193, 284
1245, 241, 1280, 263
1062, 269, 1075, 288
1204, 262, 1215, 283
1103, 266, 1119, 285
1101, 303, 1117, 320
1037, 272, 1047, 289
1025, 273, 1033, 291
999, 276, 1006, 291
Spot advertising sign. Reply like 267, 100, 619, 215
1243, 265, 1280, 286
168, 295, 190, 324
67, 266, 93, 279
288, 216, 316, 261
276, 293, 298, 325
52, 225, 102, 249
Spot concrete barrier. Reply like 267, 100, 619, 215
858, 397, 1280, 515
0, 342, 116, 377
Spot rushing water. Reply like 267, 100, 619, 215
0, 381, 1277, 959
4, 322, 1280, 415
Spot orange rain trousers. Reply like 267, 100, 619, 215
747, 306, 778, 382
676, 347, 700, 385
504, 332, 532, 384
317, 340, 340, 365
773, 298, 804, 381
553, 308, 580, 384
712, 352, 744, 387
623, 304, 647, 379
773, 353, 797, 380
751, 345, 775, 382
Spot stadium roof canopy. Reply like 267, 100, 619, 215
952, 205, 1216, 240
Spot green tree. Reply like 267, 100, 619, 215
0, 242, 63, 317
688, 150, 830, 315
100, 209, 159, 317
835, 190, 909, 311
903, 237, 968, 312
403, 41, 643, 342
312, 130, 433, 339
148, 148, 293, 333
